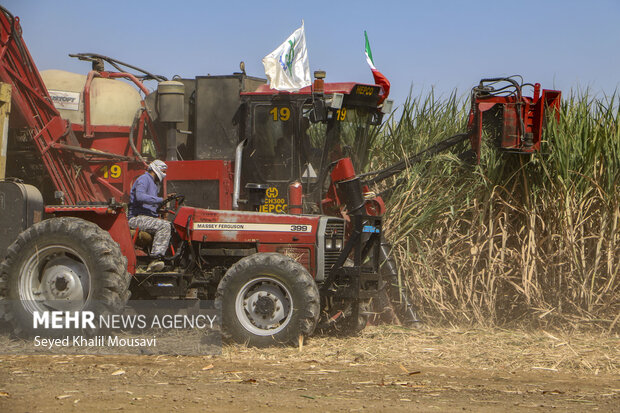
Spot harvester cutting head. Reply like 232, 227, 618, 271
467, 76, 561, 162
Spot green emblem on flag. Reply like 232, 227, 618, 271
279, 37, 297, 76
285, 39, 296, 75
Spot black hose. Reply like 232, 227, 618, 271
474, 77, 526, 142
1, 6, 31, 74
0, 6, 14, 25
69, 53, 167, 82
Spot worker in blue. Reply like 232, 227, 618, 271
128, 159, 173, 272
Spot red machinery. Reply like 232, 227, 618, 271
0, 7, 388, 344
0, 7, 561, 344
468, 77, 561, 162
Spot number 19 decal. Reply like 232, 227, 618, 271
270, 107, 290, 121
101, 164, 122, 179
336, 107, 347, 121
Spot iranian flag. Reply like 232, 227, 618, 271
364, 30, 390, 104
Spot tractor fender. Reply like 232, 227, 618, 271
45, 206, 137, 274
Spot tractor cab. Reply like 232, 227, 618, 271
239, 76, 390, 214
138, 69, 390, 215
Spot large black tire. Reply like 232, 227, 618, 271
0, 217, 131, 336
215, 253, 320, 347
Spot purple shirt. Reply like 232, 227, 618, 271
128, 172, 163, 218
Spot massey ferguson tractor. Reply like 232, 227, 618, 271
0, 7, 560, 345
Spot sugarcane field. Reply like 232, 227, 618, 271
0, 1, 618, 412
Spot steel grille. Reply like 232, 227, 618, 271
325, 221, 345, 238
324, 220, 345, 275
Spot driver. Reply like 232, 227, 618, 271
128, 160, 173, 272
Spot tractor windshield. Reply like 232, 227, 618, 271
250, 104, 295, 182
302, 104, 380, 177
242, 96, 383, 213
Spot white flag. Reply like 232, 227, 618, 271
262, 22, 311, 92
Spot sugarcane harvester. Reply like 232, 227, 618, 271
0, 6, 561, 344
0, 6, 398, 343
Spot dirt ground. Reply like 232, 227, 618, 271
0, 326, 618, 412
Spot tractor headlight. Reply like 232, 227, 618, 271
326, 238, 333, 249
335, 238, 343, 250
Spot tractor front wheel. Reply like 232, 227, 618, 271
216, 253, 320, 347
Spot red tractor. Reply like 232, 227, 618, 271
0, 7, 560, 345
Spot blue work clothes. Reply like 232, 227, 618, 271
128, 172, 163, 218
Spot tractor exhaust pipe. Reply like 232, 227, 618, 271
232, 140, 245, 209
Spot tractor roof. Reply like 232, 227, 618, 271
241, 82, 380, 96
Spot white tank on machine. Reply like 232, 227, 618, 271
40, 69, 142, 127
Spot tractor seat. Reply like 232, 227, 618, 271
130, 229, 153, 248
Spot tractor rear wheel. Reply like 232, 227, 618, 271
216, 253, 320, 347
0, 217, 131, 336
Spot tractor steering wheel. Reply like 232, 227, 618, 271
157, 194, 185, 215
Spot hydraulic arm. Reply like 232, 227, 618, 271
360, 133, 469, 186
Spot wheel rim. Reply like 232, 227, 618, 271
235, 276, 293, 336
18, 245, 91, 314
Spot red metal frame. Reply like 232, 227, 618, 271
468, 84, 561, 162
174, 207, 319, 276
165, 160, 235, 210
1, 8, 403, 284
1, 9, 169, 206
321, 158, 386, 219
242, 82, 380, 96
0, 11, 104, 204
82, 70, 149, 138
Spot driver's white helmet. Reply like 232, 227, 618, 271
148, 159, 167, 181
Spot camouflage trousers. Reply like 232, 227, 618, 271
128, 215, 171, 257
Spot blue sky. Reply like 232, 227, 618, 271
5, 0, 620, 110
